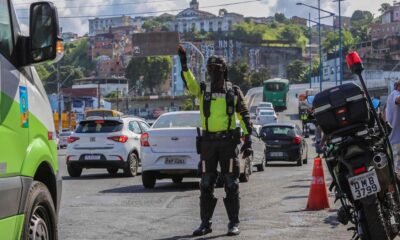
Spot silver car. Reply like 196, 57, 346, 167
58, 131, 72, 149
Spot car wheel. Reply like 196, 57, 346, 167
297, 155, 303, 167
256, 163, 265, 172
142, 171, 156, 189
107, 167, 119, 175
239, 162, 250, 183
172, 176, 183, 184
124, 153, 138, 177
303, 146, 308, 164
67, 164, 82, 177
21, 181, 57, 240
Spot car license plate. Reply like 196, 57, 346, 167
165, 158, 185, 164
348, 170, 381, 200
85, 155, 101, 160
271, 152, 283, 157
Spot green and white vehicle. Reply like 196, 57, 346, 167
0, 1, 62, 239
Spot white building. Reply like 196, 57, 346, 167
168, 0, 244, 33
72, 77, 129, 97
89, 16, 146, 36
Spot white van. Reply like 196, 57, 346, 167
0, 1, 63, 239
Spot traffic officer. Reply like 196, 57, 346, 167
178, 45, 253, 236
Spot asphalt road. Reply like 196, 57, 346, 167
58, 89, 351, 240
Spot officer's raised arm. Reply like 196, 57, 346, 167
178, 45, 200, 97
235, 87, 252, 136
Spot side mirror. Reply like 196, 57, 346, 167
29, 2, 62, 63
295, 93, 298, 98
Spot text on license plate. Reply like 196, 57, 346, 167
85, 155, 101, 160
165, 158, 185, 164
271, 152, 283, 157
348, 170, 381, 200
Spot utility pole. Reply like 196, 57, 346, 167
338, 0, 343, 85
97, 82, 101, 108
309, 13, 312, 89
116, 88, 119, 111
318, 0, 323, 91
57, 63, 62, 133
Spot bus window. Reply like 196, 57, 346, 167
0, 0, 13, 59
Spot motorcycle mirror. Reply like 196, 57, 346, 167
346, 51, 364, 75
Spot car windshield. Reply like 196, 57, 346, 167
59, 132, 71, 137
152, 113, 200, 128
75, 120, 123, 133
260, 126, 295, 138
259, 103, 272, 108
260, 111, 274, 116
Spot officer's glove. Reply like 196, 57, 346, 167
240, 136, 253, 159
178, 45, 188, 71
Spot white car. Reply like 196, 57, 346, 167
256, 102, 274, 115
58, 131, 72, 149
256, 110, 277, 125
65, 116, 150, 177
141, 111, 201, 188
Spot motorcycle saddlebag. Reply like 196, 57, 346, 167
312, 83, 370, 134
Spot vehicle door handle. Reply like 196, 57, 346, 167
133, 137, 139, 140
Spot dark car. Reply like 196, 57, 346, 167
259, 123, 308, 166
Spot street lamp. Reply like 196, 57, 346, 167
297, 1, 337, 91
307, 15, 319, 89
319, 13, 338, 86
297, 1, 323, 91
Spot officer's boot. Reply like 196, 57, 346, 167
193, 197, 218, 236
223, 197, 240, 236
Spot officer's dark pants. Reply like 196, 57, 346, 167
198, 139, 240, 227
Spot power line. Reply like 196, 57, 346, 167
13, 0, 175, 6
15, 0, 177, 10
17, 0, 262, 19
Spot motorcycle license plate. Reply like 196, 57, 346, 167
348, 170, 381, 200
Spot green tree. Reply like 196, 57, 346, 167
275, 13, 287, 23
379, 3, 391, 14
43, 65, 84, 93
280, 25, 303, 43
322, 30, 355, 53
350, 10, 374, 42
227, 61, 251, 92
125, 56, 171, 94
286, 60, 308, 83
249, 68, 271, 87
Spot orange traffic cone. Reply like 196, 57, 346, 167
306, 156, 330, 210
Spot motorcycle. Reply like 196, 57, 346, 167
313, 52, 400, 240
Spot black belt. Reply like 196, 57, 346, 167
202, 131, 234, 140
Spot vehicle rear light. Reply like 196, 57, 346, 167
110, 155, 124, 161
95, 120, 105, 124
140, 133, 150, 147
67, 136, 80, 144
354, 166, 367, 175
292, 136, 302, 144
107, 135, 128, 143
48, 131, 54, 140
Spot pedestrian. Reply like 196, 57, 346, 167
178, 45, 253, 236
386, 80, 400, 178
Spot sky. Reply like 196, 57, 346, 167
13, 0, 393, 35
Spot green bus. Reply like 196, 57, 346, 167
262, 78, 290, 109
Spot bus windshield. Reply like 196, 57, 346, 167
264, 82, 285, 92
